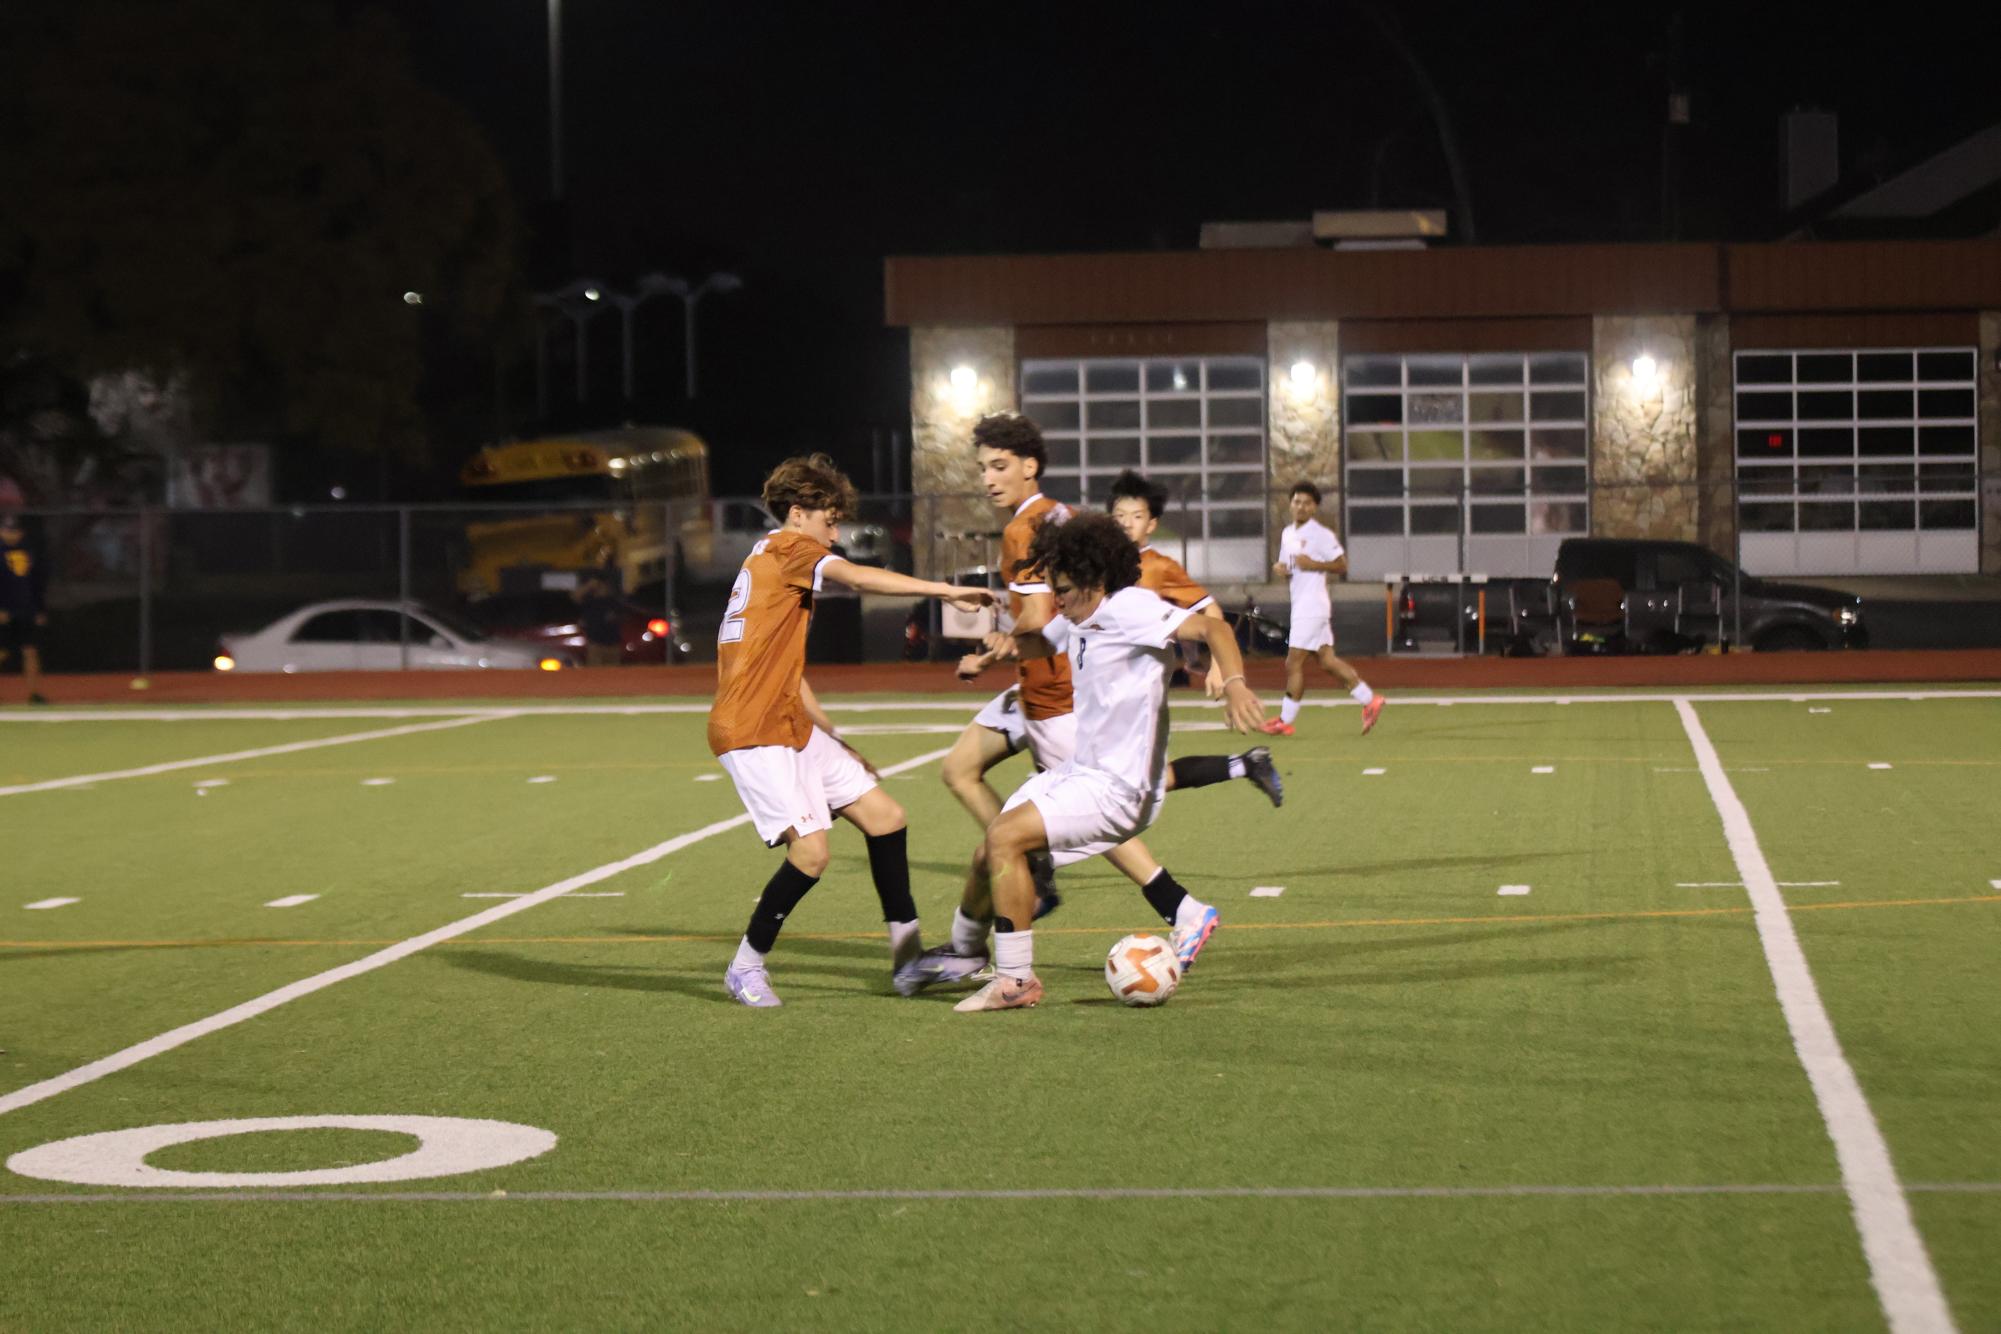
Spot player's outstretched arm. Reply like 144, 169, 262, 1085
1178, 613, 1266, 733
821, 559, 993, 610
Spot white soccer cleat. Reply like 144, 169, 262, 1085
724, 962, 782, 1008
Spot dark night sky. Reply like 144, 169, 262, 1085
375, 1, 1998, 491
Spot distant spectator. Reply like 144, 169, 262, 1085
0, 481, 50, 704
576, 573, 624, 667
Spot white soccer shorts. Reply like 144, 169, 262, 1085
972, 687, 1077, 771
718, 727, 877, 847
1002, 762, 1158, 868
1287, 614, 1334, 652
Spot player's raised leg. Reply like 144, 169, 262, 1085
1164, 746, 1283, 807
1103, 840, 1222, 971
1318, 643, 1384, 733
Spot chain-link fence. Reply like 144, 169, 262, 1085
6, 471, 1996, 672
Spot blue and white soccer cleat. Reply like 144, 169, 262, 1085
1170, 905, 1221, 971
724, 962, 782, 1008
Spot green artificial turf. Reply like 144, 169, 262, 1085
2, 690, 1996, 1330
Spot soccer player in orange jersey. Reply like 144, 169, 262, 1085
712, 454, 991, 1008
1107, 468, 1282, 804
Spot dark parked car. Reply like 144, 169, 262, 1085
1393, 538, 1867, 655
465, 589, 692, 664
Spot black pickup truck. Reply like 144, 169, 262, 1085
1396, 538, 1868, 655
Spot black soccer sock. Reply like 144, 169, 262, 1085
864, 827, 918, 924
1168, 755, 1232, 790
1140, 867, 1189, 925
745, 860, 820, 953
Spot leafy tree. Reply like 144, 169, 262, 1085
0, 0, 519, 482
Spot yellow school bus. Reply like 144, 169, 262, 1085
457, 427, 715, 597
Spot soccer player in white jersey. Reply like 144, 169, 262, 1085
1266, 480, 1383, 737
951, 513, 1268, 1012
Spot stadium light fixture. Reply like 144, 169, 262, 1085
1631, 354, 1659, 387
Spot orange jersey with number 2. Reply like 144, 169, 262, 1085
708, 529, 839, 756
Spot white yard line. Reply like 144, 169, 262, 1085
0, 745, 953, 1120
1675, 700, 1955, 1334
263, 895, 320, 909
2, 1180, 1995, 1206
6, 688, 2001, 724
0, 714, 513, 797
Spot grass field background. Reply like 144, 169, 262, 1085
2, 689, 1997, 1331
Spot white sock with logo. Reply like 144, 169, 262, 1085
1281, 696, 1302, 725
994, 929, 1034, 981
1173, 895, 1215, 931
951, 907, 992, 957
1351, 682, 1375, 705
732, 937, 765, 971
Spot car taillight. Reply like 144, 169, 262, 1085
647, 618, 670, 637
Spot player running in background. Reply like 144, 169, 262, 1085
0, 496, 50, 705
1267, 480, 1382, 737
710, 454, 992, 1008
1107, 468, 1281, 803
951, 513, 1268, 1012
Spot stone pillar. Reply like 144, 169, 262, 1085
1980, 312, 2000, 575
1693, 314, 1736, 561
907, 326, 1015, 577
1266, 321, 1340, 556
1591, 315, 1700, 541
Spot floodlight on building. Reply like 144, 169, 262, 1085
950, 365, 978, 394
1631, 354, 1658, 387
1289, 360, 1317, 390
1172, 369, 1189, 391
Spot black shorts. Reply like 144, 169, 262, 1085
0, 612, 42, 651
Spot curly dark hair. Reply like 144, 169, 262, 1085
762, 453, 859, 520
970, 411, 1046, 479
1027, 511, 1140, 597
1105, 468, 1166, 520
1289, 479, 1323, 505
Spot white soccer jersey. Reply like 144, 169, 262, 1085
1038, 585, 1193, 797
1279, 518, 1344, 621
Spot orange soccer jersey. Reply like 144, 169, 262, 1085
707, 529, 839, 756
1001, 494, 1073, 721
1138, 546, 1216, 612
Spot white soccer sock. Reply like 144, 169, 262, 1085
887, 919, 921, 955
1226, 755, 1247, 778
951, 907, 992, 957
1281, 696, 1302, 725
1173, 895, 1214, 931
1351, 682, 1375, 705
994, 929, 1034, 980
731, 937, 765, 971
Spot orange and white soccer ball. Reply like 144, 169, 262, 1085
1105, 933, 1181, 1007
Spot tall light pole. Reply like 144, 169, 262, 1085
547, 0, 564, 201
532, 278, 606, 414
657, 272, 744, 400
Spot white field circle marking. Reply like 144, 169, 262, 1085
24, 898, 79, 910
265, 895, 319, 908
1250, 885, 1285, 898
6, 1115, 557, 1188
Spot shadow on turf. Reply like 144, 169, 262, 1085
434, 945, 892, 1004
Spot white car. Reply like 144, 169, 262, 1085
214, 600, 569, 673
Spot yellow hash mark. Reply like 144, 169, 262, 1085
4, 895, 1995, 952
